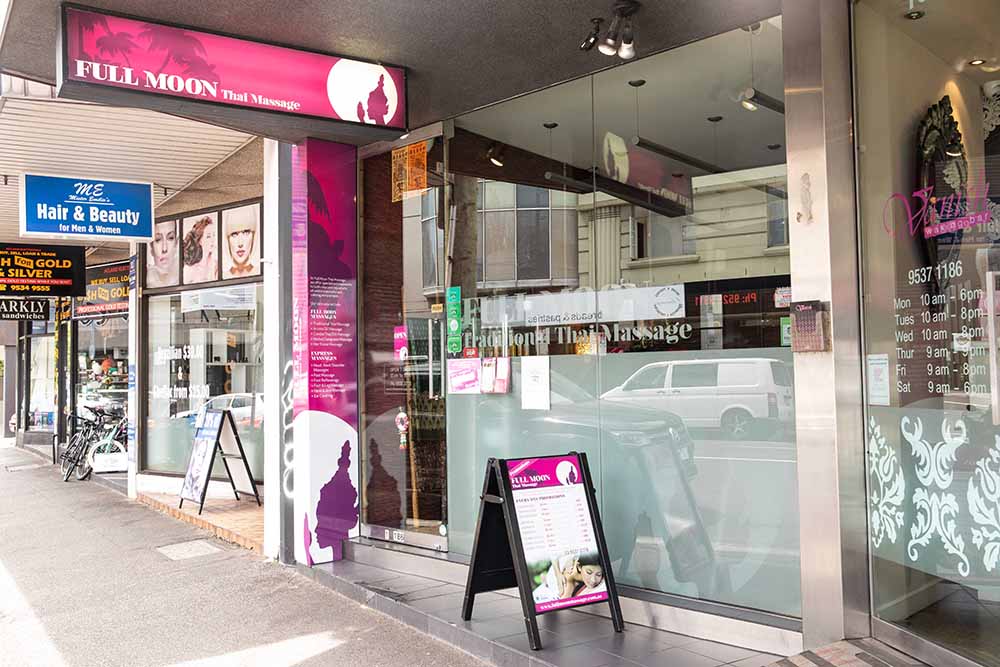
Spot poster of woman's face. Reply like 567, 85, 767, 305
221, 205, 260, 278
182, 215, 219, 285
146, 220, 179, 288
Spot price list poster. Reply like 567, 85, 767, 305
507, 456, 609, 613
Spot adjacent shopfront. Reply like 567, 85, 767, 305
856, 1, 1000, 665
142, 201, 265, 480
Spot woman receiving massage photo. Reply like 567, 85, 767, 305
532, 552, 606, 603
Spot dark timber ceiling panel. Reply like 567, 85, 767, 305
0, 0, 780, 130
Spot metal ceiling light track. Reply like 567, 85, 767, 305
629, 136, 725, 174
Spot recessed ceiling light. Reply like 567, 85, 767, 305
969, 58, 987, 66
905, 10, 925, 20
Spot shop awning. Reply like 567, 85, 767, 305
0, 75, 253, 249
0, 0, 780, 130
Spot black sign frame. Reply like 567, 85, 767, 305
0, 298, 50, 321
179, 409, 260, 515
461, 452, 624, 650
72, 259, 130, 319
0, 242, 85, 297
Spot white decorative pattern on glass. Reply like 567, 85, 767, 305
909, 488, 971, 577
901, 416, 970, 576
969, 435, 1000, 572
867, 416, 905, 548
901, 416, 965, 489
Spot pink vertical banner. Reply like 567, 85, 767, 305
291, 138, 360, 565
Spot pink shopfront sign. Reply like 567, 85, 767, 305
59, 5, 406, 129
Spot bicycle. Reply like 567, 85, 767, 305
60, 413, 101, 481
83, 413, 128, 478
61, 407, 125, 482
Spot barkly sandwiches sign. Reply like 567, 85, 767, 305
57, 5, 407, 132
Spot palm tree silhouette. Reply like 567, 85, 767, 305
306, 171, 330, 221
182, 56, 219, 82
96, 32, 139, 67
139, 24, 207, 75
75, 12, 110, 61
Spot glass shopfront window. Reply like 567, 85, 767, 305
144, 283, 264, 478
27, 334, 56, 430
361, 12, 799, 620
75, 318, 128, 418
857, 1, 1000, 664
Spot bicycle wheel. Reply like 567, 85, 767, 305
75, 448, 93, 480
62, 443, 81, 482
61, 430, 88, 481
59, 432, 82, 478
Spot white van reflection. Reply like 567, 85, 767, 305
601, 358, 793, 439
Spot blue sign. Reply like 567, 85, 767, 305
20, 173, 154, 242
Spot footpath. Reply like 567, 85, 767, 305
0, 441, 483, 667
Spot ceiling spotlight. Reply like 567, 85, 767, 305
618, 18, 635, 59
969, 58, 987, 66
739, 87, 785, 114
905, 10, 925, 20
598, 12, 623, 55
580, 18, 604, 51
486, 143, 505, 167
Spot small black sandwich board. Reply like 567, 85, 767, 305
462, 452, 624, 650
179, 409, 261, 515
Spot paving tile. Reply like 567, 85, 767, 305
497, 628, 563, 653
729, 654, 783, 667
536, 610, 598, 631
575, 632, 674, 661
368, 573, 449, 595
427, 616, 496, 662
681, 638, 759, 663
408, 590, 468, 613
371, 594, 430, 632
451, 614, 535, 640
636, 647, 724, 667
399, 582, 464, 602
541, 616, 621, 645
536, 643, 632, 667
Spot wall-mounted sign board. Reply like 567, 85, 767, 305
72, 260, 130, 319
462, 453, 623, 650
0, 298, 49, 321
0, 243, 85, 296
179, 409, 260, 515
20, 173, 153, 242
57, 4, 408, 144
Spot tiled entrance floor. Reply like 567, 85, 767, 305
302, 559, 782, 667
139, 491, 264, 552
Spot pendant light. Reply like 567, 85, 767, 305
737, 24, 785, 115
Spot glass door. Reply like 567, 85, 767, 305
359, 137, 449, 551
856, 1, 1000, 664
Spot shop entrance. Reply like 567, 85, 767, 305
359, 139, 449, 551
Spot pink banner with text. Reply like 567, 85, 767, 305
63, 6, 406, 128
